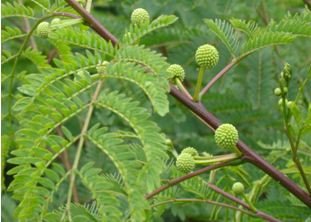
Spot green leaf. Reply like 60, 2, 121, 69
96, 90, 168, 191
2, 26, 26, 43
2, 2, 34, 18
102, 62, 170, 116
204, 19, 240, 57
123, 15, 178, 44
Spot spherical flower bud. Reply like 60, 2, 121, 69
215, 123, 238, 150
96, 61, 109, 73
131, 8, 150, 26
286, 101, 294, 109
37, 21, 50, 38
232, 182, 245, 195
283, 63, 291, 80
176, 153, 195, 173
167, 64, 185, 81
274, 88, 282, 96
51, 18, 61, 26
195, 44, 219, 69
181, 147, 198, 157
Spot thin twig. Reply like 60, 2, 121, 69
19, 0, 37, 50
281, 99, 311, 194
56, 126, 79, 202
63, 81, 103, 221
151, 198, 257, 217
145, 159, 240, 199
207, 183, 281, 222
65, 0, 117, 44
200, 59, 237, 96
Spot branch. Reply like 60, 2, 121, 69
170, 87, 311, 207
64, 81, 103, 221
200, 59, 237, 96
151, 198, 258, 218
55, 126, 79, 203
206, 183, 280, 222
66, 0, 311, 207
64, 0, 117, 44
145, 158, 238, 199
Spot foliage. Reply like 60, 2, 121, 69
2, 0, 311, 222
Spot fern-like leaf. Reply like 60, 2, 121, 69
87, 126, 148, 221
49, 27, 116, 57
123, 15, 178, 45
230, 19, 259, 36
78, 162, 125, 221
2, 2, 35, 18
204, 19, 240, 57
22, 48, 51, 70
102, 61, 170, 116
2, 26, 26, 43
44, 203, 100, 222
241, 31, 295, 56
95, 90, 169, 191
268, 13, 311, 38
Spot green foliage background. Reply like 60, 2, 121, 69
2, 0, 311, 221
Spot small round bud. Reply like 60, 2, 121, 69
283, 63, 291, 80
167, 64, 185, 81
51, 18, 61, 26
37, 22, 50, 38
286, 101, 294, 109
96, 61, 109, 73
283, 87, 288, 94
232, 182, 245, 195
195, 44, 219, 69
181, 147, 198, 157
215, 124, 239, 150
131, 8, 150, 26
176, 153, 195, 173
274, 88, 282, 96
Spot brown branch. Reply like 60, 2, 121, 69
170, 87, 311, 207
66, 0, 311, 208
64, 0, 117, 44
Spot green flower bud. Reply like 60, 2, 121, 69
176, 153, 195, 173
51, 18, 61, 26
215, 124, 239, 150
274, 88, 282, 96
195, 44, 219, 69
37, 21, 50, 38
131, 8, 150, 26
232, 182, 245, 195
283, 63, 291, 80
96, 61, 109, 73
286, 100, 294, 109
167, 64, 185, 81
181, 147, 198, 157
